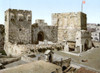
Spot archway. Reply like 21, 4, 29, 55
37, 31, 44, 42
84, 39, 89, 51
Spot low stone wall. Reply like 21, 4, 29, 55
4, 43, 64, 57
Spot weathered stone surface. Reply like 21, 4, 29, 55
0, 60, 62, 73
0, 24, 4, 52
4, 42, 63, 57
53, 58, 71, 67
52, 12, 93, 53
35, 19, 47, 26
3, 9, 92, 56
75, 30, 92, 52
4, 43, 33, 57
32, 19, 58, 44
5, 9, 32, 44
52, 12, 87, 42
4, 9, 32, 56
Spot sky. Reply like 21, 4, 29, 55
0, 0, 100, 25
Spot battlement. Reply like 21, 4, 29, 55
5, 9, 32, 22
35, 19, 44, 23
52, 12, 86, 15
35, 19, 47, 26
5, 9, 31, 13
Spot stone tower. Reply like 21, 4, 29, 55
5, 9, 32, 44
4, 9, 32, 56
52, 12, 87, 42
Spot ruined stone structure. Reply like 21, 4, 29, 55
2, 9, 93, 56
0, 24, 4, 51
75, 30, 92, 52
52, 12, 92, 53
5, 9, 32, 44
4, 9, 58, 57
4, 9, 32, 56
32, 19, 58, 44
52, 12, 87, 42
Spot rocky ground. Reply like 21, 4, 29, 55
54, 47, 100, 72
0, 42, 100, 73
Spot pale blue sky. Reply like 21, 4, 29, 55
0, 0, 100, 25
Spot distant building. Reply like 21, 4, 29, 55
87, 23, 97, 32
87, 23, 100, 42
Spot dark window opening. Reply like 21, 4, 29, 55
19, 19, 23, 21
69, 48, 75, 51
11, 18, 15, 22
51, 71, 56, 73
28, 19, 31, 21
84, 40, 89, 51
17, 41, 24, 44
84, 44, 88, 51
19, 29, 22, 31
38, 49, 42, 52
5, 16, 7, 21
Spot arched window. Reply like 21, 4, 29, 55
37, 31, 44, 41
84, 39, 89, 51
10, 13, 15, 21
18, 14, 24, 21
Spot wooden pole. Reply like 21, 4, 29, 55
81, 0, 83, 12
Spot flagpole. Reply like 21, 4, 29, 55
81, 0, 85, 12
81, 0, 83, 12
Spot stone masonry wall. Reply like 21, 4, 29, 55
52, 12, 87, 42
4, 9, 32, 56
0, 24, 4, 50
32, 24, 58, 44
75, 30, 92, 52
5, 9, 32, 44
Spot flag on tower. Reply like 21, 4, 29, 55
82, 0, 85, 4
81, 0, 86, 12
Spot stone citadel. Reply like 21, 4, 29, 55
0, 9, 100, 73
0, 9, 93, 57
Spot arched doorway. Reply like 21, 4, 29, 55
38, 31, 44, 42
84, 39, 89, 51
